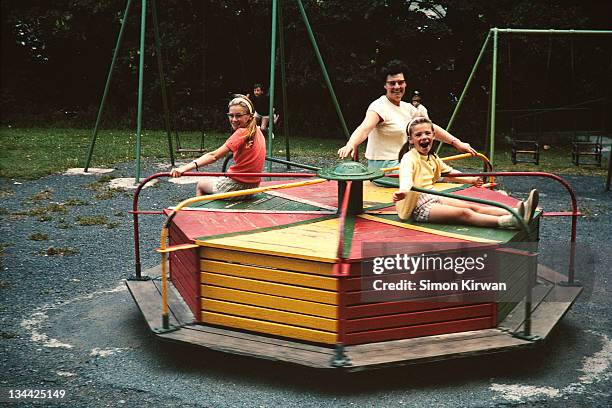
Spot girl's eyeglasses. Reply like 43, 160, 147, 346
226, 113, 249, 119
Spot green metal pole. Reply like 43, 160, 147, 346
296, 0, 350, 139
436, 30, 491, 155
266, 0, 278, 173
135, 0, 147, 182
84, 0, 133, 171
278, 1, 291, 167
496, 28, 612, 35
489, 28, 499, 163
151, 0, 174, 167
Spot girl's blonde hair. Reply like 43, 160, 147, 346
398, 116, 434, 161
228, 94, 257, 148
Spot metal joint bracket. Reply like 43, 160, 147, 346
331, 344, 351, 367
152, 325, 180, 334
128, 274, 151, 281
512, 332, 541, 342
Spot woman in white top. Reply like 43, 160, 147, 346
337, 60, 476, 170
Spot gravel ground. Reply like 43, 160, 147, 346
0, 158, 611, 407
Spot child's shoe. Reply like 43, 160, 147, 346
524, 189, 539, 224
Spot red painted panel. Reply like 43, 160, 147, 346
344, 316, 495, 345
172, 274, 199, 318
345, 299, 495, 319
349, 217, 471, 259
345, 303, 493, 333
170, 251, 199, 296
261, 179, 338, 208
458, 186, 521, 207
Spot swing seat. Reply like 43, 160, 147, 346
511, 140, 540, 165
572, 133, 603, 166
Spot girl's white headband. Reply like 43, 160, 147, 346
229, 96, 254, 114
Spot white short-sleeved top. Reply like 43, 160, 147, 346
364, 95, 428, 160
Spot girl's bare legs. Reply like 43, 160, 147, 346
427, 203, 503, 227
439, 196, 511, 216
196, 177, 216, 196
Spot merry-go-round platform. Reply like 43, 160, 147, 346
127, 163, 582, 371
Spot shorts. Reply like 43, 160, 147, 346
213, 177, 259, 200
412, 193, 442, 222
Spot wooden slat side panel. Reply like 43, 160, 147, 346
172, 273, 199, 319
346, 298, 492, 319
201, 273, 338, 305
201, 298, 337, 332
200, 259, 338, 290
345, 304, 494, 333
345, 317, 494, 345
201, 311, 337, 345
201, 285, 337, 318
169, 251, 200, 317
171, 249, 199, 295
201, 247, 339, 276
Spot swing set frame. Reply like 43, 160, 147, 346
83, 0, 351, 181
436, 27, 612, 179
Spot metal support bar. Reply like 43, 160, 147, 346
436, 31, 492, 155
266, 0, 278, 173
151, 0, 175, 166
135, 0, 147, 182
496, 28, 612, 35
489, 28, 498, 163
296, 0, 350, 139
84, 0, 133, 171
513, 251, 540, 341
278, 2, 291, 166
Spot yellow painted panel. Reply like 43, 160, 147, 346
363, 181, 467, 207
201, 285, 337, 318
202, 298, 337, 332
358, 214, 499, 243
363, 182, 394, 204
200, 260, 338, 290
201, 311, 337, 344
201, 247, 335, 275
198, 218, 341, 262
202, 273, 338, 304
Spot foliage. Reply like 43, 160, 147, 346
1, 1, 611, 139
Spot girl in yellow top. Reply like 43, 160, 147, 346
393, 117, 538, 229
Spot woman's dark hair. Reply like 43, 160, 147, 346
381, 59, 409, 83
398, 117, 434, 161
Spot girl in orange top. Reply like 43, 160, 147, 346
393, 117, 538, 229
171, 94, 266, 196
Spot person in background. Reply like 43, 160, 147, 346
251, 83, 271, 132
410, 90, 429, 118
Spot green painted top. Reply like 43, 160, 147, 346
317, 161, 384, 181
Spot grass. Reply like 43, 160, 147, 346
0, 126, 608, 179
75, 215, 108, 226
41, 246, 79, 256
28, 232, 49, 241
28, 188, 53, 201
